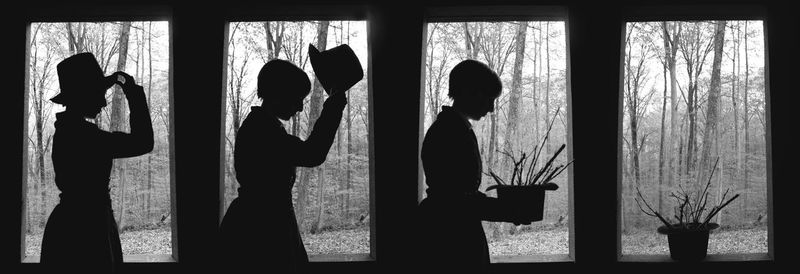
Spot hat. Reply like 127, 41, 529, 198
308, 43, 364, 95
50, 52, 114, 105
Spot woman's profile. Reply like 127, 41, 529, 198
41, 52, 153, 273
219, 59, 348, 273
417, 60, 535, 273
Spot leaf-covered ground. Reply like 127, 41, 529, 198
488, 228, 570, 255
25, 228, 173, 256
25, 226, 767, 256
303, 227, 371, 254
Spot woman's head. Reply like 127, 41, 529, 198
51, 53, 115, 118
448, 60, 502, 120
257, 59, 312, 120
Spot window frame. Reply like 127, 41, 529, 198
219, 4, 376, 263
20, 4, 178, 264
616, 4, 774, 263
419, 5, 575, 264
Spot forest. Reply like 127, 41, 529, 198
22, 19, 769, 258
223, 21, 372, 254
621, 21, 768, 254
25, 21, 173, 256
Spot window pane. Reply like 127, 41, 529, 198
422, 21, 570, 256
621, 21, 768, 255
223, 21, 371, 255
25, 21, 173, 258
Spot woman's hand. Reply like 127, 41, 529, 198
324, 88, 348, 108
112, 71, 144, 98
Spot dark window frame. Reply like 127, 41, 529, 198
616, 4, 774, 263
20, 4, 178, 264
219, 4, 376, 263
419, 5, 576, 264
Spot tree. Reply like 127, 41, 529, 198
111, 21, 132, 231
678, 22, 715, 177
425, 24, 451, 123
662, 22, 681, 213
501, 21, 527, 234
30, 23, 57, 231
476, 22, 515, 173
623, 23, 656, 230
300, 20, 330, 233
658, 21, 680, 214
502, 21, 526, 162
264, 21, 286, 61
146, 22, 154, 222
742, 21, 750, 219
698, 20, 726, 196
544, 22, 552, 155
463, 22, 481, 60
66, 22, 87, 55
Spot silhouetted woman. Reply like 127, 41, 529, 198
220, 59, 346, 273
41, 53, 153, 273
418, 60, 531, 273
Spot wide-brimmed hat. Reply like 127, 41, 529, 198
50, 52, 114, 105
308, 43, 364, 95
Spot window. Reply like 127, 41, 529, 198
221, 20, 372, 258
420, 7, 573, 261
619, 20, 770, 258
23, 21, 175, 262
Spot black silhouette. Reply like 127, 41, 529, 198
417, 60, 535, 273
220, 46, 361, 272
40, 53, 154, 273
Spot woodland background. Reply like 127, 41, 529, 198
23, 19, 768, 257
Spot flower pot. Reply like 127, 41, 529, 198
657, 223, 720, 261
495, 185, 547, 222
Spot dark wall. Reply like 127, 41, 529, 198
2, 0, 797, 273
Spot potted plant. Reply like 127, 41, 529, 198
486, 108, 571, 222
635, 158, 739, 261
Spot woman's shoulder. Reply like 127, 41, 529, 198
427, 111, 470, 137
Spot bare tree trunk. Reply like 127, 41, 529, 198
338, 114, 345, 219
346, 87, 352, 222
264, 22, 285, 60
742, 21, 750, 220
111, 22, 132, 231
733, 22, 740, 192
30, 27, 53, 230
345, 21, 352, 221
299, 21, 330, 231
463, 23, 479, 59
664, 22, 680, 194
503, 21, 526, 165
545, 22, 552, 155
532, 23, 540, 164
135, 24, 144, 224
501, 21, 526, 233
66, 22, 87, 55
682, 22, 715, 180
487, 110, 497, 176
699, 21, 726, 182
146, 22, 154, 222
315, 166, 326, 233
226, 23, 248, 200
715, 116, 725, 226
658, 48, 668, 214
624, 23, 651, 191
544, 22, 553, 221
